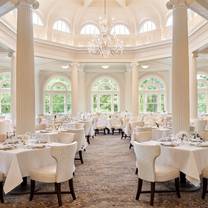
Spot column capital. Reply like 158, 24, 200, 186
192, 51, 198, 58
70, 62, 80, 68
13, 0, 39, 9
166, 0, 188, 10
130, 62, 139, 69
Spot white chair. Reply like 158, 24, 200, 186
63, 129, 85, 164
0, 172, 4, 203
51, 132, 75, 144
201, 167, 208, 199
79, 121, 92, 144
29, 142, 77, 207
134, 142, 180, 206
109, 118, 122, 135
195, 119, 207, 133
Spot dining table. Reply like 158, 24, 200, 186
140, 140, 208, 187
0, 142, 71, 194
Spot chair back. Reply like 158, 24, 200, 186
133, 131, 152, 143
134, 142, 160, 182
56, 132, 75, 144
50, 142, 77, 183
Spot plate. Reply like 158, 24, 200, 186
27, 144, 46, 149
160, 142, 178, 147
0, 145, 14, 150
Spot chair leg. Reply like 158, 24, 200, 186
121, 131, 124, 139
79, 150, 84, 164
55, 183, 62, 207
129, 143, 133, 149
86, 135, 90, 144
135, 168, 138, 175
175, 177, 181, 198
112, 128, 115, 135
29, 180, 35, 201
0, 181, 4, 203
69, 179, 76, 200
136, 178, 143, 200
202, 178, 207, 199
150, 182, 155, 206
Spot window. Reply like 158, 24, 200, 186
32, 12, 43, 26
53, 20, 70, 33
91, 77, 120, 113
0, 73, 11, 115
197, 74, 208, 114
166, 15, 173, 27
139, 20, 156, 33
139, 77, 166, 113
111, 24, 130, 35
44, 76, 71, 114
80, 24, 100, 35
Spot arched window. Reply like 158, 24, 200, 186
80, 24, 100, 35
111, 24, 130, 35
197, 74, 208, 114
32, 12, 43, 26
91, 77, 120, 113
139, 20, 156, 33
0, 73, 11, 115
53, 20, 70, 33
139, 77, 166, 113
166, 15, 173, 27
44, 76, 71, 114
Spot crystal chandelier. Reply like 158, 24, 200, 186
88, 0, 124, 57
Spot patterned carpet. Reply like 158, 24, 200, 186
2, 135, 208, 207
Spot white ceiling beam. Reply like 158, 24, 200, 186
0, 0, 16, 17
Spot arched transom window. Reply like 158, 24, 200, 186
197, 74, 208, 114
139, 77, 166, 113
32, 12, 43, 26
44, 76, 71, 114
91, 77, 120, 113
111, 24, 130, 35
53, 20, 70, 33
139, 20, 156, 33
80, 24, 100, 35
0, 73, 11, 115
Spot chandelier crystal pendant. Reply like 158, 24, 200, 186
88, 0, 124, 57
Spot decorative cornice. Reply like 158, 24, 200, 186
166, 0, 187, 10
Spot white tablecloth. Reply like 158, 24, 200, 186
141, 141, 208, 186
0, 143, 67, 194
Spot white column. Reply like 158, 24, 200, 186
167, 0, 190, 134
16, 0, 39, 134
131, 62, 139, 117
71, 63, 79, 117
11, 52, 16, 126
125, 68, 131, 112
78, 68, 86, 113
189, 52, 198, 120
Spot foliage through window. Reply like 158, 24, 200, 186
197, 74, 208, 114
53, 20, 70, 33
0, 73, 11, 115
91, 78, 120, 113
80, 24, 100, 35
111, 24, 130, 35
44, 76, 71, 114
139, 77, 165, 113
139, 20, 156, 33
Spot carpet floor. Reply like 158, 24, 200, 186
2, 134, 208, 207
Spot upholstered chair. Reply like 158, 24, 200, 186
29, 142, 77, 207
51, 132, 75, 144
201, 167, 208, 199
134, 142, 180, 206
63, 129, 85, 164
0, 172, 4, 203
109, 118, 122, 135
195, 119, 207, 134
79, 121, 92, 144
